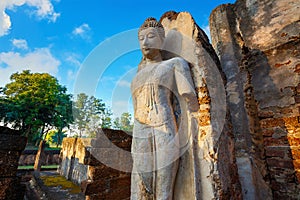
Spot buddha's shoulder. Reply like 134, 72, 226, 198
163, 57, 188, 65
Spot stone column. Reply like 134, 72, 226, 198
210, 0, 300, 199
160, 11, 242, 199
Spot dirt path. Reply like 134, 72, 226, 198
22, 170, 85, 200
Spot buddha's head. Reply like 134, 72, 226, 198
138, 18, 165, 59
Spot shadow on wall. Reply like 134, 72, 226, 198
59, 156, 89, 186
242, 46, 300, 199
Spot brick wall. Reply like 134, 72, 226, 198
210, 0, 300, 199
0, 126, 27, 200
59, 129, 132, 200
18, 149, 60, 166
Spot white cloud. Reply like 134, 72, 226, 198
27, 0, 60, 22
0, 0, 60, 37
64, 53, 81, 82
0, 9, 11, 36
0, 48, 60, 87
65, 54, 81, 67
12, 39, 28, 49
117, 80, 131, 88
72, 23, 91, 40
67, 69, 76, 81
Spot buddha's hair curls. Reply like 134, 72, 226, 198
138, 17, 165, 40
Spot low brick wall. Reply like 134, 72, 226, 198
59, 129, 132, 200
18, 149, 60, 166
82, 129, 132, 200
59, 137, 92, 185
0, 126, 27, 200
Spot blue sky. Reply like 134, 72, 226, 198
0, 0, 235, 117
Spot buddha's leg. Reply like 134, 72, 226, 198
131, 122, 154, 200
155, 160, 179, 200
154, 124, 180, 200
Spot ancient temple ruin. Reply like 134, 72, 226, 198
58, 0, 299, 199
210, 0, 299, 199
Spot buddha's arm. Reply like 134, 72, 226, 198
174, 57, 199, 112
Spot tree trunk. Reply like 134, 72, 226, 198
34, 140, 46, 171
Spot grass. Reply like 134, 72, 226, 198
18, 165, 59, 170
40, 175, 81, 194
25, 146, 61, 151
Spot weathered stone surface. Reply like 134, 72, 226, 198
210, 0, 300, 198
0, 127, 27, 200
58, 138, 92, 185
82, 176, 130, 196
0, 127, 27, 151
87, 165, 128, 181
59, 129, 132, 200
18, 149, 60, 166
0, 150, 21, 176
265, 146, 292, 159
85, 184, 130, 200
160, 11, 242, 200
0, 177, 26, 200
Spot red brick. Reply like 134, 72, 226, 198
267, 158, 294, 169
265, 146, 290, 158
258, 111, 274, 118
263, 137, 289, 146
198, 113, 211, 126
110, 176, 131, 189
297, 84, 300, 94
295, 170, 300, 182
270, 180, 281, 191
291, 147, 300, 159
88, 166, 127, 181
273, 192, 289, 200
81, 179, 107, 195
288, 136, 300, 146
281, 108, 293, 114
86, 186, 130, 200
260, 118, 285, 129
0, 151, 20, 177
82, 175, 131, 196
293, 160, 300, 169
0, 177, 24, 200
283, 117, 300, 127
261, 128, 274, 137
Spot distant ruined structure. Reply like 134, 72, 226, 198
210, 0, 300, 199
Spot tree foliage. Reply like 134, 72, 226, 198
71, 93, 112, 137
45, 129, 67, 147
113, 112, 133, 132
0, 70, 73, 142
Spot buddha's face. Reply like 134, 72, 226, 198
138, 27, 163, 58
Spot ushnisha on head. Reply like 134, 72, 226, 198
138, 17, 165, 41
138, 18, 165, 63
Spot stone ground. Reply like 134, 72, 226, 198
21, 170, 85, 200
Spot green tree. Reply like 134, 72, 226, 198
113, 112, 133, 132
0, 70, 73, 171
0, 70, 73, 140
72, 93, 112, 137
45, 129, 67, 147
